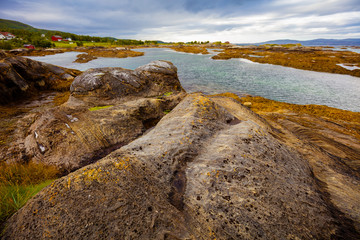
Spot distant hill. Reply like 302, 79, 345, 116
0, 18, 53, 34
0, 18, 77, 37
0, 18, 144, 45
245, 38, 360, 46
0, 18, 36, 31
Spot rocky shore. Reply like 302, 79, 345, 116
73, 47, 144, 63
4, 44, 360, 78
169, 45, 209, 54
212, 45, 360, 77
2, 46, 144, 64
0, 56, 359, 239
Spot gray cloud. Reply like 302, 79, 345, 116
0, 0, 359, 42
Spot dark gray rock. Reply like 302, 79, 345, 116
0, 56, 80, 104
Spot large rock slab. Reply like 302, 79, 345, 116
69, 60, 183, 105
0, 56, 80, 104
3, 60, 186, 173
3, 93, 357, 239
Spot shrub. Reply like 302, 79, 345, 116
0, 41, 12, 50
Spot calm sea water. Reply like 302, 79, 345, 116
27, 48, 360, 112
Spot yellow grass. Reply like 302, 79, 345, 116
0, 161, 60, 228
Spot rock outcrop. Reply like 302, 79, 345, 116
73, 47, 144, 63
0, 56, 81, 104
69, 60, 183, 105
3, 93, 359, 239
2, 60, 186, 173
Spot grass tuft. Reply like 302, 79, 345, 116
0, 161, 59, 229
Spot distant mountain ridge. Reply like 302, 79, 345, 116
0, 18, 53, 34
242, 38, 360, 46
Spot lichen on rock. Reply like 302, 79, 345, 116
2, 93, 359, 239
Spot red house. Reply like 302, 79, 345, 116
23, 44, 35, 49
51, 35, 63, 41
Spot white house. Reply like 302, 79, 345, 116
0, 32, 16, 40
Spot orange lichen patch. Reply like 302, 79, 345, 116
240, 95, 360, 141
240, 96, 360, 123
212, 46, 360, 77
193, 95, 212, 107
81, 168, 103, 182
170, 46, 209, 54
206, 170, 220, 178
114, 157, 131, 171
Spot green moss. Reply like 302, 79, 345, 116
163, 110, 171, 114
88, 105, 114, 111
164, 92, 173, 96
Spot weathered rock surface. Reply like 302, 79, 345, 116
0, 56, 81, 104
2, 60, 186, 172
3, 93, 359, 239
69, 60, 183, 105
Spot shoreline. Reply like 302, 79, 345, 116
5, 44, 360, 78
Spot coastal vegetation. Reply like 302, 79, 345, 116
170, 45, 209, 54
74, 48, 144, 63
0, 161, 59, 228
213, 92, 360, 141
212, 45, 360, 77
0, 19, 157, 50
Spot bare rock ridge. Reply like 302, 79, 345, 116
3, 93, 359, 239
3, 59, 186, 173
0, 56, 81, 104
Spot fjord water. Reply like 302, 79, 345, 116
27, 48, 360, 112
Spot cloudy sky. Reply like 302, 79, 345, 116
1, 0, 360, 43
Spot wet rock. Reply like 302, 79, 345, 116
3, 93, 358, 239
0, 56, 81, 104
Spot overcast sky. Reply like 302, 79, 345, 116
1, 0, 360, 43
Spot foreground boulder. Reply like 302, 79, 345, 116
0, 56, 81, 104
3, 93, 358, 239
3, 60, 186, 172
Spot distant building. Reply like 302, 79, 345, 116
0, 32, 16, 40
51, 35, 63, 41
41, 34, 45, 37
23, 44, 35, 49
